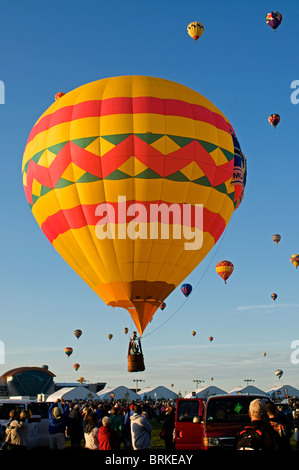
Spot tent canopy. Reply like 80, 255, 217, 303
138, 386, 178, 400
46, 387, 98, 402
97, 386, 140, 401
184, 386, 227, 398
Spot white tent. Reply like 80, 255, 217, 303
97, 386, 140, 401
138, 386, 178, 401
184, 386, 227, 398
228, 385, 267, 396
266, 384, 299, 399
46, 387, 99, 402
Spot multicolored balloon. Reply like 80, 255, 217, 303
191, 331, 196, 337
275, 369, 283, 379
65, 347, 73, 357
74, 363, 80, 371
271, 293, 277, 301
272, 234, 281, 245
266, 11, 282, 31
74, 329, 82, 339
209, 336, 213, 342
159, 302, 166, 310
77, 376, 85, 384
268, 114, 280, 128
215, 261, 234, 284
263, 352, 267, 357
22, 76, 246, 337
181, 284, 192, 298
290, 254, 299, 269
187, 22, 204, 42
124, 327, 129, 334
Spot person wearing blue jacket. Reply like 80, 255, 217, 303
48, 398, 69, 450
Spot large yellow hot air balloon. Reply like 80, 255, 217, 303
22, 76, 246, 339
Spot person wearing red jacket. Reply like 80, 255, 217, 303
98, 416, 121, 450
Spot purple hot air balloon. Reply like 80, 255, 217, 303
266, 11, 282, 31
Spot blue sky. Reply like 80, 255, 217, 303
1, 0, 299, 396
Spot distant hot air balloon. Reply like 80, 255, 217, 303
77, 376, 85, 384
124, 328, 129, 334
187, 22, 204, 42
107, 334, 113, 341
65, 347, 73, 357
191, 331, 196, 337
55, 92, 65, 101
209, 336, 213, 342
171, 383, 174, 387
266, 11, 282, 31
22, 75, 246, 372
268, 114, 280, 128
181, 284, 192, 297
74, 363, 80, 371
263, 352, 267, 357
160, 302, 166, 310
210, 377, 214, 381
272, 234, 281, 245
271, 293, 277, 301
290, 254, 299, 269
275, 369, 283, 379
74, 329, 82, 340
216, 261, 234, 284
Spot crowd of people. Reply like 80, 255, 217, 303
1, 396, 299, 451
0, 398, 175, 451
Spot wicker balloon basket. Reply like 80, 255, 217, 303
127, 339, 145, 372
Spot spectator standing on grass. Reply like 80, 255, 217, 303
84, 412, 100, 450
130, 404, 152, 450
48, 398, 69, 450
67, 404, 84, 448
98, 416, 121, 450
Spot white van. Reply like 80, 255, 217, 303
0, 399, 50, 448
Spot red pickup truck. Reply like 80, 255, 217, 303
175, 394, 269, 450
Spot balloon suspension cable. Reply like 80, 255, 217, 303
141, 214, 234, 340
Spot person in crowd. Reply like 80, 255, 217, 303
109, 406, 123, 443
84, 412, 100, 450
67, 404, 84, 448
130, 404, 153, 450
4, 410, 30, 450
98, 416, 121, 450
293, 401, 299, 450
48, 398, 69, 450
235, 399, 283, 451
160, 405, 175, 451
266, 402, 291, 450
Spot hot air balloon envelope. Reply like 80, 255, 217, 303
290, 255, 299, 269
181, 284, 192, 297
272, 234, 281, 245
216, 261, 234, 284
275, 369, 283, 379
65, 347, 73, 357
268, 114, 280, 128
22, 76, 246, 338
187, 22, 204, 42
266, 11, 282, 30
74, 329, 82, 339
271, 293, 277, 301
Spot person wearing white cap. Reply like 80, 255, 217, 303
235, 399, 283, 451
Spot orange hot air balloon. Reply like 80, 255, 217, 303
171, 383, 174, 387
216, 261, 234, 284
22, 76, 246, 341
209, 336, 213, 342
55, 92, 65, 101
77, 376, 85, 384
191, 331, 196, 337
65, 347, 73, 357
74, 363, 80, 371
210, 377, 214, 381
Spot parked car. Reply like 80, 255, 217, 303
175, 394, 270, 450
0, 399, 50, 448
